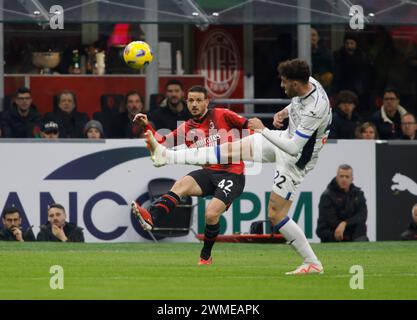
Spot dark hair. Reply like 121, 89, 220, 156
343, 32, 358, 44
338, 164, 353, 171
384, 87, 400, 99
58, 90, 77, 107
278, 59, 310, 83
1, 207, 20, 219
165, 79, 184, 90
188, 85, 208, 99
48, 203, 66, 212
335, 90, 358, 107
16, 87, 31, 96
124, 91, 144, 108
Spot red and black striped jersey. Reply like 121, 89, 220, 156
145, 108, 248, 175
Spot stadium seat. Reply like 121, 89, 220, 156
3, 95, 13, 111
149, 93, 165, 112
100, 94, 124, 113
147, 178, 197, 239
92, 94, 125, 137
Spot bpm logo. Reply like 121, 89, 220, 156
197, 30, 241, 98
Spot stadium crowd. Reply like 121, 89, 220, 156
1, 29, 417, 140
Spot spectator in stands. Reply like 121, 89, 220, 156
43, 90, 89, 138
0, 207, 35, 242
84, 119, 104, 139
368, 88, 408, 139
316, 164, 369, 242
400, 113, 417, 140
40, 120, 60, 139
329, 90, 362, 139
149, 79, 191, 131
0, 87, 41, 138
401, 204, 417, 240
37, 203, 84, 242
357, 122, 379, 140
110, 91, 146, 138
311, 27, 333, 93
332, 33, 373, 116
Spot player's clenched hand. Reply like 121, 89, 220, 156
334, 221, 346, 241
248, 118, 265, 132
133, 113, 148, 126
273, 111, 285, 129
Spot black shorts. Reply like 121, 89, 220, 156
187, 169, 245, 207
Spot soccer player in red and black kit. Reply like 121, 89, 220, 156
132, 85, 248, 265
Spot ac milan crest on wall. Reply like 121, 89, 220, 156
195, 28, 243, 100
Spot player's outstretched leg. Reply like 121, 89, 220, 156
145, 130, 255, 167
268, 192, 323, 275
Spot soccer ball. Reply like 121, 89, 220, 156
123, 41, 153, 69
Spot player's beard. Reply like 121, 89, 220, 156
53, 220, 64, 227
191, 107, 207, 120
168, 97, 180, 106
285, 88, 296, 98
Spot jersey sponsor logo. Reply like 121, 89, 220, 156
197, 30, 241, 98
191, 134, 221, 148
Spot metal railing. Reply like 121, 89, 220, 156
210, 98, 290, 105
210, 98, 291, 118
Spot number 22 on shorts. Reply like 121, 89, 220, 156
274, 170, 287, 189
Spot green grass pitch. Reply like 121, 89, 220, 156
0, 241, 416, 300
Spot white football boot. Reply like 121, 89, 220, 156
145, 130, 167, 167
285, 262, 324, 275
